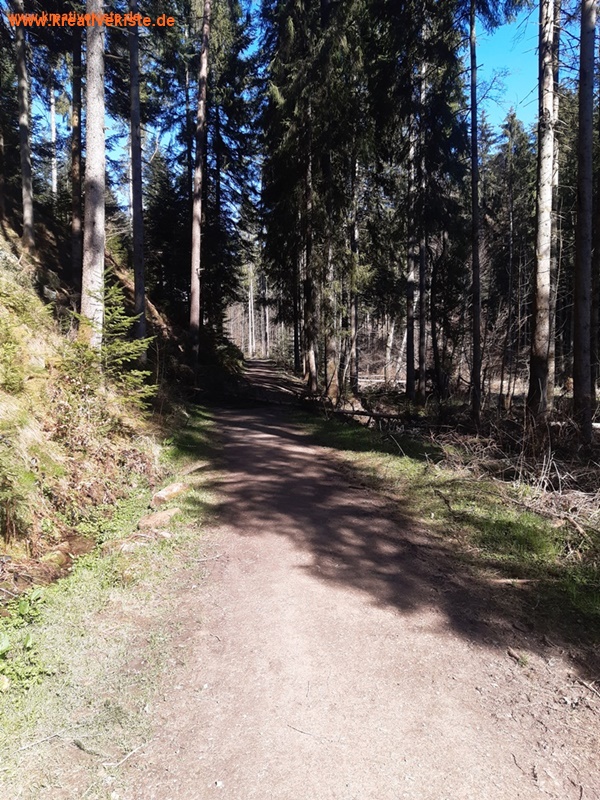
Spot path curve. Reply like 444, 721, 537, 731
122, 402, 599, 800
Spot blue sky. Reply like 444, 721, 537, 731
476, 5, 539, 131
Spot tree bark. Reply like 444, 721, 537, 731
190, 0, 212, 359
15, 0, 34, 250
573, 0, 596, 443
0, 47, 4, 220
184, 54, 194, 213
384, 317, 395, 383
129, 0, 146, 344
303, 102, 318, 394
499, 123, 515, 409
80, 0, 106, 348
248, 264, 255, 356
406, 123, 417, 402
470, 0, 481, 423
71, 25, 83, 288
0, 127, 5, 222
349, 163, 360, 395
417, 236, 427, 403
293, 246, 301, 373
547, 0, 561, 407
324, 242, 339, 402
417, 60, 427, 405
49, 73, 57, 202
527, 0, 555, 419
350, 292, 359, 394
431, 233, 448, 400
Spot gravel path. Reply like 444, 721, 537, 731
121, 397, 600, 800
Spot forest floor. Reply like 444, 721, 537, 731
114, 361, 599, 800
3, 361, 599, 799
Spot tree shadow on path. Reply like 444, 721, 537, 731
205, 404, 599, 677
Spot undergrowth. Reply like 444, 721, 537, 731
294, 410, 600, 636
0, 407, 217, 800
0, 241, 158, 555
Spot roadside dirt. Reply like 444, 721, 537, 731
117, 363, 599, 800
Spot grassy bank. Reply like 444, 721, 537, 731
294, 410, 600, 642
0, 408, 218, 800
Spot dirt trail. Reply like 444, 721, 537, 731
122, 366, 599, 800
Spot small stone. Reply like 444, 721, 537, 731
119, 541, 146, 554
151, 483, 189, 508
40, 550, 69, 568
100, 540, 121, 555
138, 508, 181, 530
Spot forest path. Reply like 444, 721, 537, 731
121, 372, 598, 799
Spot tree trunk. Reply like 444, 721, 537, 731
49, 73, 57, 202
349, 164, 360, 395
184, 55, 194, 213
573, 0, 596, 443
417, 60, 427, 405
129, 0, 146, 345
293, 247, 301, 373
325, 243, 339, 402
470, 0, 481, 423
0, 127, 4, 222
262, 276, 270, 358
406, 125, 417, 401
394, 326, 408, 383
499, 128, 515, 409
384, 317, 395, 383
190, 0, 212, 359
350, 292, 359, 394
547, 0, 561, 407
303, 103, 318, 394
15, 0, 34, 250
431, 234, 448, 400
248, 264, 255, 356
80, 0, 106, 348
527, 0, 555, 419
406, 252, 416, 400
71, 25, 83, 289
417, 236, 427, 403
0, 53, 4, 220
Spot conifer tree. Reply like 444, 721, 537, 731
527, 0, 556, 420
573, 0, 596, 443
129, 0, 146, 344
190, 0, 212, 358
13, 0, 34, 250
80, 1, 106, 348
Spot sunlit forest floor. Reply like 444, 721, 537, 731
1, 361, 599, 799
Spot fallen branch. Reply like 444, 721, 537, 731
192, 553, 223, 563
18, 733, 63, 751
287, 724, 318, 738
103, 740, 151, 769
72, 739, 110, 759
567, 517, 592, 541
577, 679, 600, 700
434, 489, 453, 513
511, 753, 526, 774
333, 409, 404, 421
